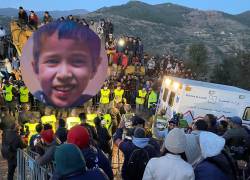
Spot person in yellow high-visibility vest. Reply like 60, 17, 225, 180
3, 80, 16, 116
41, 107, 57, 132
136, 87, 147, 114
19, 83, 30, 109
99, 85, 110, 114
24, 118, 39, 144
86, 106, 97, 127
114, 85, 124, 106
147, 88, 158, 115
66, 109, 81, 129
102, 113, 112, 135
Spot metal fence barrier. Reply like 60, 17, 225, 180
17, 148, 53, 180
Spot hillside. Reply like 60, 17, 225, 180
83, 1, 250, 66
0, 1, 250, 67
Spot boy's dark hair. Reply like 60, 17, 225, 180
79, 112, 86, 122
58, 118, 66, 127
43, 123, 52, 130
32, 20, 101, 73
36, 123, 43, 133
194, 119, 208, 131
206, 114, 217, 127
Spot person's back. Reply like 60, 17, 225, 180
53, 144, 108, 180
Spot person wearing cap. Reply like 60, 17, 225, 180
143, 128, 195, 180
52, 144, 108, 180
36, 128, 62, 165
223, 116, 249, 141
114, 120, 157, 180
67, 125, 113, 180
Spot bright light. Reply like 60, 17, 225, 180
173, 82, 180, 90
165, 78, 171, 86
118, 38, 125, 47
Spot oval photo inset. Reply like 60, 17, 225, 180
21, 20, 108, 108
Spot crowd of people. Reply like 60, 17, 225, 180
0, 7, 249, 180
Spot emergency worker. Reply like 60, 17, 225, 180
147, 88, 158, 115
19, 83, 30, 108
3, 80, 16, 116
136, 87, 147, 113
66, 109, 81, 129
99, 84, 110, 114
41, 107, 57, 132
114, 84, 124, 105
86, 106, 97, 127
24, 118, 39, 144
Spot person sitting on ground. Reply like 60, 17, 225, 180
67, 125, 114, 180
18, 7, 28, 26
43, 11, 53, 24
143, 128, 195, 180
52, 143, 108, 180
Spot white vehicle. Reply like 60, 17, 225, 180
157, 76, 250, 127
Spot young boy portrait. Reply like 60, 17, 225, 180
30, 21, 102, 108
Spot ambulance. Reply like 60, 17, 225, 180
156, 76, 250, 127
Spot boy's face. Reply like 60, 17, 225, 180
34, 33, 96, 107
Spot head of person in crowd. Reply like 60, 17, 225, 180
44, 11, 50, 17
43, 123, 53, 130
192, 119, 208, 131
131, 115, 145, 128
79, 112, 87, 124
54, 143, 86, 177
19, 6, 24, 13
204, 114, 217, 133
168, 119, 177, 132
35, 123, 43, 134
217, 120, 228, 135
90, 20, 94, 25
32, 20, 102, 108
227, 116, 242, 128
67, 125, 90, 149
40, 129, 54, 144
165, 128, 186, 155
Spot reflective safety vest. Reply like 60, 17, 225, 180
86, 113, 97, 127
66, 116, 81, 130
20, 87, 29, 103
114, 89, 124, 103
24, 122, 38, 144
148, 91, 158, 108
100, 89, 110, 104
4, 85, 13, 102
102, 114, 112, 131
136, 90, 147, 105
41, 115, 57, 132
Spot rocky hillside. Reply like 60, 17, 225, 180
1, 1, 250, 65
82, 1, 250, 65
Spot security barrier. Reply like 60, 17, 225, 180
17, 149, 53, 180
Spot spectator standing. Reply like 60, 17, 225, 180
143, 128, 195, 180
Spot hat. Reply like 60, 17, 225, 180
185, 134, 201, 165
133, 127, 145, 138
164, 128, 186, 154
229, 116, 242, 125
67, 125, 90, 149
40, 129, 54, 144
55, 144, 86, 176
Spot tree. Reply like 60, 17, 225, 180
187, 43, 208, 78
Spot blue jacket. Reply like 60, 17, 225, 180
195, 160, 230, 180
113, 128, 158, 180
52, 169, 109, 180
81, 146, 113, 180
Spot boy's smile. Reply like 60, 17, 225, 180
35, 32, 95, 107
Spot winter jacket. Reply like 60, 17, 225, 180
81, 146, 113, 180
143, 154, 195, 180
2, 129, 26, 164
114, 128, 158, 180
52, 169, 109, 180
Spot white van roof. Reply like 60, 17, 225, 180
166, 76, 250, 94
